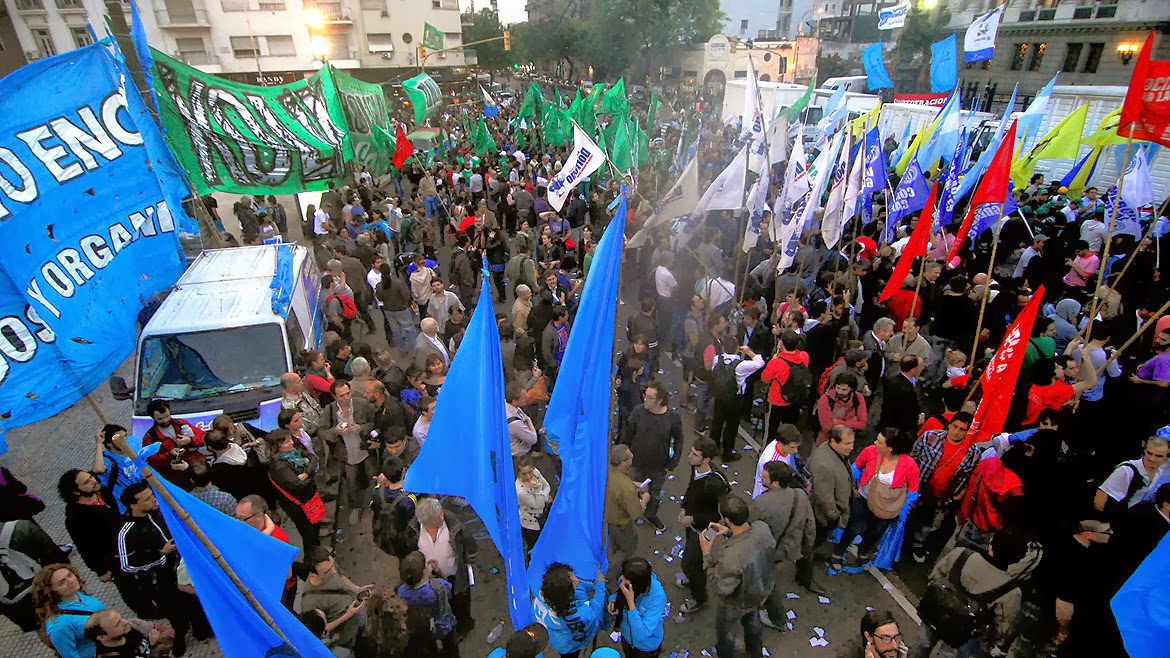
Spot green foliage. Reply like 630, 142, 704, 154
815, 53, 855, 84
891, 8, 952, 91
461, 9, 518, 71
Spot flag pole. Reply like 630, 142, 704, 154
968, 218, 1005, 371
108, 432, 294, 646
1097, 214, 1159, 300
1082, 132, 1135, 341
1093, 295, 1170, 377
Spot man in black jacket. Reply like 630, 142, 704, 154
620, 382, 683, 532
678, 437, 730, 615
880, 355, 923, 436
59, 469, 120, 582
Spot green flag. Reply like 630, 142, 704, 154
402, 72, 442, 124
781, 80, 815, 121
598, 77, 628, 115
648, 89, 662, 126
518, 81, 545, 120
423, 23, 445, 51
473, 117, 495, 155
325, 66, 394, 175
635, 117, 650, 167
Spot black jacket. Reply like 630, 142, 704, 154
114, 512, 173, 579
64, 500, 121, 576
880, 373, 921, 435
681, 468, 731, 532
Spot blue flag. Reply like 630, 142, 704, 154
930, 34, 958, 93
527, 191, 628, 593
884, 159, 929, 243
862, 126, 887, 225
128, 0, 158, 114
916, 90, 961, 171
404, 262, 532, 631
937, 127, 967, 227
1112, 531, 1170, 657
957, 84, 1017, 201
151, 476, 333, 658
0, 45, 193, 452
970, 181, 1012, 243
863, 42, 895, 91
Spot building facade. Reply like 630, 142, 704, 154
0, 2, 27, 76
720, 0, 816, 41
943, 0, 1170, 98
1, 0, 469, 86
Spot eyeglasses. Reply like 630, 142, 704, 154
873, 632, 902, 643
235, 511, 261, 522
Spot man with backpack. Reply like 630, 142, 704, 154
1092, 434, 1169, 519
370, 456, 418, 562
913, 530, 1028, 658
708, 336, 765, 463
322, 273, 357, 341
760, 330, 813, 441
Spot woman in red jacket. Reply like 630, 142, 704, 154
142, 399, 205, 490
815, 372, 868, 445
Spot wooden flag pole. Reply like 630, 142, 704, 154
968, 219, 1005, 372
108, 432, 293, 646
1099, 216, 1160, 297
1082, 132, 1135, 341
1093, 296, 1170, 378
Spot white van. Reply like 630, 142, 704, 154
820, 76, 868, 94
118, 245, 324, 437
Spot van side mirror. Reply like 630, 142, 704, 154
108, 376, 135, 401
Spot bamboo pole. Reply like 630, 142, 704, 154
108, 432, 293, 646
1099, 217, 1160, 297
968, 219, 1005, 374
1082, 133, 1135, 341
1093, 296, 1170, 377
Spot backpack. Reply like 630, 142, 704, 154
779, 360, 813, 409
918, 549, 1018, 648
818, 358, 845, 396
0, 521, 39, 605
711, 356, 742, 402
371, 489, 419, 559
327, 293, 359, 320
1100, 462, 1146, 518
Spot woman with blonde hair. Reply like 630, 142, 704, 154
33, 564, 106, 658
356, 588, 410, 658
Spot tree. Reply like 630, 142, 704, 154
815, 52, 855, 84
461, 8, 516, 71
584, 0, 724, 80
891, 8, 952, 92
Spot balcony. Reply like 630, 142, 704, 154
14, 0, 45, 13
257, 0, 284, 8
55, 0, 86, 12
155, 8, 211, 27
312, 2, 352, 22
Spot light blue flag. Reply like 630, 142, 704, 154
916, 91, 961, 171
815, 86, 847, 146
937, 127, 967, 227
930, 35, 958, 93
150, 475, 333, 658
1112, 526, 1170, 657
862, 126, 887, 224
863, 42, 894, 91
527, 191, 628, 594
404, 261, 532, 631
883, 159, 929, 243
1017, 74, 1058, 148
957, 84, 1017, 200
128, 0, 158, 114
890, 120, 913, 166
0, 45, 192, 452
877, 1, 909, 30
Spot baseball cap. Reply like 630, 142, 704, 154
844, 348, 870, 364
505, 624, 549, 658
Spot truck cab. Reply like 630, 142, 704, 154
126, 245, 323, 437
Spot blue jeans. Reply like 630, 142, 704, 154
424, 195, 439, 218
383, 308, 417, 354
715, 606, 764, 658
694, 380, 710, 428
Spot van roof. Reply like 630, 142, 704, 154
142, 245, 308, 337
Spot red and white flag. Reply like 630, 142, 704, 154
948, 120, 1016, 262
967, 285, 1045, 442
1119, 32, 1170, 148
878, 180, 938, 304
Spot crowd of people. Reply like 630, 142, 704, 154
0, 72, 1168, 658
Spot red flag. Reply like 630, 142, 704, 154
391, 124, 414, 170
947, 120, 1017, 263
878, 181, 938, 304
967, 285, 1045, 443
1119, 32, 1170, 148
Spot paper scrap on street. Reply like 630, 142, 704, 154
610, 632, 621, 642
814, 627, 825, 637
786, 592, 800, 599
818, 596, 831, 604
786, 610, 797, 620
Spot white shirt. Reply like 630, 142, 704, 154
1080, 219, 1108, 254
1013, 246, 1041, 279
753, 439, 796, 499
313, 209, 330, 235
418, 522, 457, 578
710, 352, 765, 395
1100, 459, 1170, 507
654, 265, 678, 298
413, 416, 431, 446
704, 278, 735, 313
424, 333, 450, 366
470, 173, 484, 193
367, 269, 383, 307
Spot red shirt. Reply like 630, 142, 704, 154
1023, 382, 1073, 425
928, 439, 967, 499
918, 412, 955, 437
885, 288, 923, 328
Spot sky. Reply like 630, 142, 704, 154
459, 0, 528, 25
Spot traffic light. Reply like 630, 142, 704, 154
503, 31, 511, 51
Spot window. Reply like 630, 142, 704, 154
285, 314, 305, 356
740, 19, 749, 33
266, 35, 295, 56
1082, 42, 1104, 73
1010, 43, 1028, 71
175, 37, 208, 62
220, 0, 247, 11
360, 0, 383, 9
733, 69, 747, 79
367, 33, 394, 52
257, 0, 285, 8
1027, 42, 1046, 71
763, 52, 772, 62
136, 327, 286, 402
401, 32, 413, 44
71, 26, 93, 48
230, 36, 259, 58
32, 29, 55, 57
1062, 43, 1083, 72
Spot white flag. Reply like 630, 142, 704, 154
743, 167, 772, 253
1108, 147, 1155, 239
775, 138, 810, 269
798, 131, 844, 232
821, 132, 852, 249
692, 144, 749, 217
964, 7, 1002, 63
627, 158, 700, 248
547, 122, 607, 211
768, 115, 790, 166
878, 1, 909, 30
742, 56, 768, 173
841, 136, 866, 232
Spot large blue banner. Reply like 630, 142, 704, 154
930, 34, 958, 93
863, 42, 894, 91
0, 45, 192, 451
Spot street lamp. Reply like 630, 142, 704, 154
1116, 42, 1141, 65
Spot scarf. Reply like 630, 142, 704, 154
276, 447, 310, 472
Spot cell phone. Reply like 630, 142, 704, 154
702, 528, 718, 542
355, 589, 372, 603
638, 478, 652, 489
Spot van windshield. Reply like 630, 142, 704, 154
137, 325, 286, 401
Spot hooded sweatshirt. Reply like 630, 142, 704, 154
761, 350, 811, 406
1049, 298, 1082, 354
531, 580, 608, 654
610, 573, 668, 651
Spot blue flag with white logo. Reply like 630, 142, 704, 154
883, 159, 929, 243
0, 45, 192, 453
151, 475, 333, 658
937, 127, 967, 227
863, 42, 895, 91
930, 34, 958, 93
404, 262, 532, 631
862, 126, 887, 224
527, 191, 628, 594
957, 84, 1017, 201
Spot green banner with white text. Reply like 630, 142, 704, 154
324, 67, 395, 176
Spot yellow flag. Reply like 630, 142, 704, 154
1080, 107, 1125, 147
1011, 104, 1089, 187
850, 104, 882, 140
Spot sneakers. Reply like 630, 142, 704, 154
679, 599, 707, 614
912, 544, 928, 563
646, 515, 666, 532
